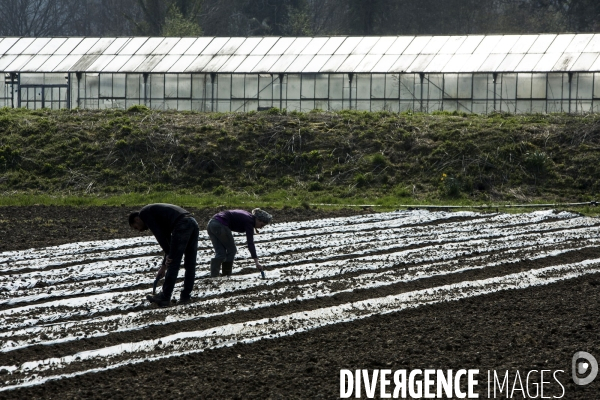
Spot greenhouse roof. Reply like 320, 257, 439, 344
1, 34, 600, 74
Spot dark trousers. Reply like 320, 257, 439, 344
207, 218, 237, 263
163, 217, 199, 298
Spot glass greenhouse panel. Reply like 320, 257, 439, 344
584, 34, 600, 52
329, 74, 344, 101
88, 55, 116, 72
441, 54, 470, 73
184, 37, 214, 55
569, 34, 594, 52
71, 54, 101, 71
171, 38, 197, 54
301, 74, 315, 99
135, 38, 164, 55
426, 74, 443, 101
251, 37, 280, 55
102, 55, 134, 72
336, 55, 365, 72
286, 74, 301, 100
285, 38, 312, 55
571, 53, 600, 71
113, 74, 126, 97
553, 53, 579, 71
42, 55, 68, 72
301, 38, 328, 55
184, 55, 213, 72
153, 38, 182, 54
458, 74, 472, 98
152, 55, 182, 73
472, 74, 491, 100
0, 55, 19, 71
385, 74, 400, 98
456, 36, 484, 54
245, 74, 258, 99
370, 37, 397, 55
319, 55, 349, 73
39, 38, 67, 54
0, 38, 20, 54
126, 74, 142, 99
149, 74, 164, 98
498, 54, 525, 71
494, 35, 521, 54
371, 55, 401, 73
303, 55, 330, 73
547, 34, 575, 53
70, 38, 100, 54
318, 37, 346, 55
334, 37, 362, 55
515, 54, 543, 71
478, 54, 506, 72
268, 55, 297, 72
404, 37, 433, 55
510, 35, 537, 54
258, 74, 273, 102
218, 74, 232, 99
201, 37, 229, 55
85, 73, 99, 98
7, 56, 33, 71
135, 55, 167, 72
389, 54, 417, 73
23, 38, 51, 54
352, 37, 380, 55
105, 38, 131, 54
386, 36, 416, 55
421, 36, 449, 54
425, 54, 452, 72
440, 36, 467, 55
315, 74, 328, 99
233, 37, 263, 55
118, 55, 146, 72
164, 74, 178, 98
235, 55, 262, 73
120, 38, 149, 55
409, 54, 435, 72
168, 55, 197, 73
192, 74, 208, 99
400, 74, 418, 100
355, 55, 383, 73
529, 35, 556, 53
371, 74, 385, 98
356, 74, 370, 100
218, 55, 247, 73
267, 38, 295, 55
88, 38, 116, 54
531, 74, 546, 98
21, 55, 50, 72
218, 38, 245, 55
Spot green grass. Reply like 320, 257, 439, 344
0, 107, 599, 210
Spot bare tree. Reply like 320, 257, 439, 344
0, 0, 85, 36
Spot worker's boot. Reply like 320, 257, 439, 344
221, 261, 233, 276
210, 258, 222, 277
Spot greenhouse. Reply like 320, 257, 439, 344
2, 33, 600, 114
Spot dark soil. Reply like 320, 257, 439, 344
1, 206, 599, 399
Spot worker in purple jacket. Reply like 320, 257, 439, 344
207, 208, 273, 277
129, 203, 199, 307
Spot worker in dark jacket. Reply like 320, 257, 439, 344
129, 203, 199, 307
207, 208, 272, 277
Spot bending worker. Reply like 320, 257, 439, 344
207, 208, 273, 277
129, 203, 199, 307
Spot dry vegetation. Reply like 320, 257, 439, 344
0, 106, 599, 205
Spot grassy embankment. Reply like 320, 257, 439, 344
0, 106, 599, 213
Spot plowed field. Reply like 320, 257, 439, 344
1, 207, 599, 399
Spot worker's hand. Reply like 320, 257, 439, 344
156, 262, 167, 280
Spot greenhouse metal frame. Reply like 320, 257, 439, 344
1, 34, 600, 114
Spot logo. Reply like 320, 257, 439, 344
572, 351, 598, 386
